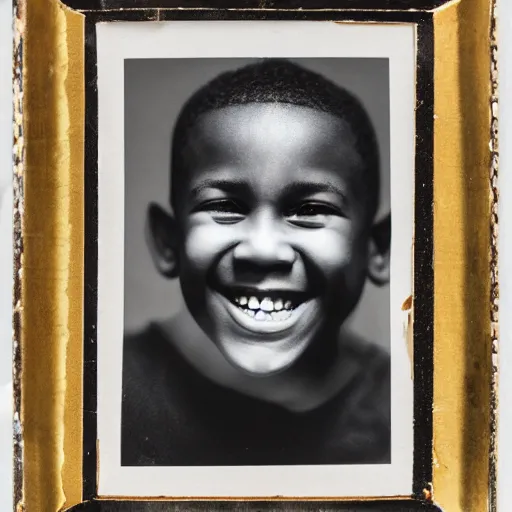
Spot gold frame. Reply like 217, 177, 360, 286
13, 0, 496, 510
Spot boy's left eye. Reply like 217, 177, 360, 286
285, 202, 342, 228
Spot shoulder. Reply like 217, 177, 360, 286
123, 323, 163, 358
123, 324, 162, 400
121, 324, 184, 465
346, 333, 390, 403
123, 324, 161, 367
122, 323, 180, 397
123, 321, 181, 367
342, 331, 390, 383
334, 333, 391, 462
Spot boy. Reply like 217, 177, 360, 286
122, 59, 391, 466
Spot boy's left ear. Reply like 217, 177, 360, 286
367, 213, 391, 286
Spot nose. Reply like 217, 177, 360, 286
233, 210, 296, 267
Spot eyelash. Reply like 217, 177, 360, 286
193, 199, 344, 226
201, 199, 244, 213
193, 199, 246, 224
286, 202, 341, 218
285, 202, 343, 228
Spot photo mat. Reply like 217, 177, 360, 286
95, 20, 415, 498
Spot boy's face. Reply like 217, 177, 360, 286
165, 104, 381, 376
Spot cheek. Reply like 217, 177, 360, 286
301, 226, 358, 264
298, 226, 368, 285
181, 221, 233, 273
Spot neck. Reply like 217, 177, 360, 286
159, 309, 358, 412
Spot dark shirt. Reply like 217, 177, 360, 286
121, 324, 391, 466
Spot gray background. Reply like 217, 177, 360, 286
124, 58, 390, 349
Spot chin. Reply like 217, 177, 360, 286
217, 337, 310, 377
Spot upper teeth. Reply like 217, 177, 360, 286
260, 298, 273, 311
236, 296, 294, 311
248, 297, 260, 310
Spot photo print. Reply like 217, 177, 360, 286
95, 21, 415, 498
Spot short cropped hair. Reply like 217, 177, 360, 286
170, 59, 380, 218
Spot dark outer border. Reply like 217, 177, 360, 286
83, 14, 100, 500
412, 17, 435, 500
81, 7, 435, 510
65, 0, 451, 12
70, 499, 441, 511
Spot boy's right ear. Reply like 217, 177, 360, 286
146, 202, 180, 278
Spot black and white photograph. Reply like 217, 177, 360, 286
96, 21, 415, 498
122, 56, 392, 470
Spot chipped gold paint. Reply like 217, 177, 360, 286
17, 0, 493, 510
18, 0, 84, 510
432, 0, 492, 510
401, 295, 413, 311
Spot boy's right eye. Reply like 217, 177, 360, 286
194, 199, 246, 224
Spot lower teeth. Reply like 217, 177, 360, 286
238, 306, 293, 321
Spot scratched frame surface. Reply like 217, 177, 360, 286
15, 0, 494, 511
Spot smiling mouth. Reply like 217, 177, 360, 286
218, 287, 309, 322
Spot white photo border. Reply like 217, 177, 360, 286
95, 20, 416, 498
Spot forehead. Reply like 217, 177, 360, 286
180, 104, 367, 202
188, 103, 359, 162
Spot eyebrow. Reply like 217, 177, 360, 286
190, 177, 347, 198
189, 178, 252, 198
280, 181, 348, 200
